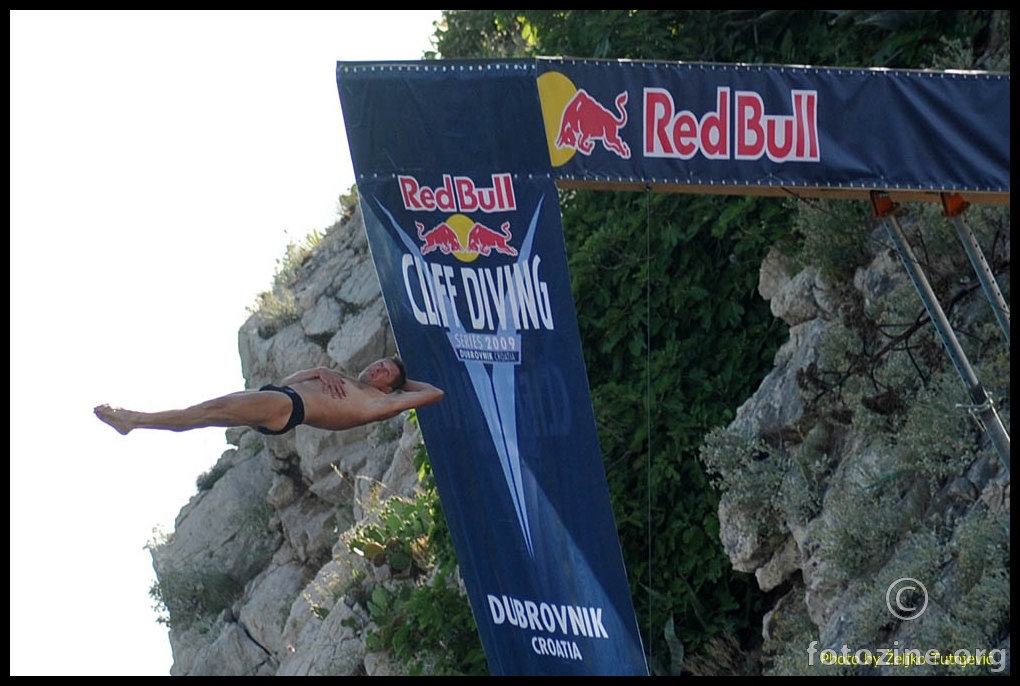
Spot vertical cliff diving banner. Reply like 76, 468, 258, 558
336, 60, 648, 676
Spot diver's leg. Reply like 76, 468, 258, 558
94, 390, 289, 435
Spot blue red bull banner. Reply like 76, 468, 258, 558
534, 58, 1008, 203
335, 58, 1009, 676
337, 61, 648, 676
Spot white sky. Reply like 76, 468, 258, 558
10, 9, 444, 676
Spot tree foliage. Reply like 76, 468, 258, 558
428, 9, 1007, 674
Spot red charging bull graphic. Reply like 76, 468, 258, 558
555, 89, 631, 159
468, 221, 518, 256
416, 221, 461, 255
415, 219, 519, 258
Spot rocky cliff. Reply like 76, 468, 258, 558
149, 209, 418, 676
704, 212, 1010, 676
150, 203, 1009, 675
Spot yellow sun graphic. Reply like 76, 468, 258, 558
537, 71, 578, 168
445, 213, 481, 263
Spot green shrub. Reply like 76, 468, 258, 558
342, 420, 488, 675
792, 199, 874, 283
245, 223, 328, 323
247, 288, 299, 329
345, 496, 433, 579
699, 426, 787, 540
148, 567, 244, 630
195, 458, 230, 492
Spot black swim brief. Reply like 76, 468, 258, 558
257, 384, 306, 435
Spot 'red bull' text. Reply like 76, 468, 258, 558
399, 173, 517, 213
644, 86, 819, 162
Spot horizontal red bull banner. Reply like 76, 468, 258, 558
340, 58, 1009, 206
335, 57, 1009, 675
536, 59, 1008, 204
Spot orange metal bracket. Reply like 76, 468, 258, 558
869, 191, 897, 218
940, 192, 971, 217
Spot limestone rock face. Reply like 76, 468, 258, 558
726, 222, 1010, 675
151, 209, 412, 676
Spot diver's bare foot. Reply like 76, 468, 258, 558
94, 404, 135, 435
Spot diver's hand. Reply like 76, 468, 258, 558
318, 369, 348, 399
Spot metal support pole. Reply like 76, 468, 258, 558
940, 193, 1010, 344
870, 193, 1009, 473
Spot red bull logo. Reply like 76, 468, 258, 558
644, 86, 819, 162
554, 89, 631, 159
399, 173, 516, 213
415, 214, 517, 262
538, 71, 821, 167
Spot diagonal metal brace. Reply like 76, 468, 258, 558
870, 192, 1009, 473
940, 193, 1010, 344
